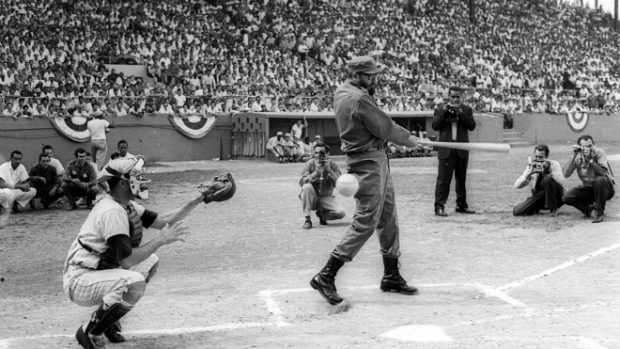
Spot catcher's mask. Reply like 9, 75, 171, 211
98, 156, 151, 197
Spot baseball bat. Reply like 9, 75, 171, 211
418, 140, 510, 153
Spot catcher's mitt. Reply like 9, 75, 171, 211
199, 173, 236, 203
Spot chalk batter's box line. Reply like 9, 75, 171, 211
258, 282, 529, 327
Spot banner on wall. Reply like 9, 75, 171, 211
167, 113, 218, 139
49, 115, 91, 142
49, 113, 220, 141
565, 110, 589, 132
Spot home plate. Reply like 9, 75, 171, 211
380, 325, 453, 342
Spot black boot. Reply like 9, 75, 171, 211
76, 303, 132, 349
380, 256, 419, 295
103, 321, 126, 343
310, 256, 344, 305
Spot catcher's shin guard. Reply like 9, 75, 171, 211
84, 302, 132, 335
310, 256, 344, 305
380, 256, 419, 295
103, 321, 126, 343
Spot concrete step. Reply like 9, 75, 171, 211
503, 137, 526, 142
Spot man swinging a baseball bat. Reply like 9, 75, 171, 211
432, 86, 476, 217
310, 56, 420, 306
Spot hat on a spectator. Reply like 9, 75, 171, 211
276, 131, 283, 136
284, 133, 292, 137
347, 56, 383, 74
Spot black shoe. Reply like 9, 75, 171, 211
75, 326, 105, 349
67, 203, 78, 211
316, 211, 327, 225
549, 209, 559, 217
303, 219, 312, 229
29, 200, 36, 210
310, 273, 343, 305
455, 207, 475, 214
592, 212, 605, 223
434, 207, 448, 217
380, 274, 419, 295
103, 321, 126, 343
11, 202, 19, 214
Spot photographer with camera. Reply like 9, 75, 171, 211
432, 86, 477, 217
513, 144, 564, 216
299, 142, 345, 229
562, 135, 615, 223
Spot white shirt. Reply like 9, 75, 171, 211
50, 157, 65, 176
514, 159, 564, 190
0, 162, 29, 187
87, 119, 110, 140
291, 123, 304, 140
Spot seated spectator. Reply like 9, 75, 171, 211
62, 147, 98, 210
280, 133, 299, 162
42, 145, 65, 178
0, 150, 37, 213
28, 152, 64, 209
266, 131, 285, 162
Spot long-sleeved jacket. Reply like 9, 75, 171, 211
431, 103, 476, 159
333, 80, 410, 153
563, 147, 615, 185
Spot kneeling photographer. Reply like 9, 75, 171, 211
563, 135, 615, 223
513, 144, 564, 216
298, 142, 345, 229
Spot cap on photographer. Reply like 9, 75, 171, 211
513, 144, 564, 217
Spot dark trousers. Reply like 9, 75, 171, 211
434, 151, 469, 209
34, 186, 64, 207
563, 176, 614, 214
63, 182, 97, 205
513, 175, 564, 216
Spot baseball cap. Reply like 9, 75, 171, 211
276, 131, 283, 136
314, 135, 321, 139
97, 157, 139, 181
347, 56, 383, 74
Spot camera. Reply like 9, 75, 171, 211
531, 160, 550, 174
317, 150, 327, 166
445, 105, 459, 122
572, 145, 582, 154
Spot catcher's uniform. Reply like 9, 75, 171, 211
63, 196, 158, 307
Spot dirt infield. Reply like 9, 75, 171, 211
1, 144, 619, 348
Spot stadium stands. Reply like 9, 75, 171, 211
0, 0, 619, 117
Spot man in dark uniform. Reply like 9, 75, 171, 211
63, 147, 99, 210
432, 87, 476, 217
29, 153, 64, 209
310, 56, 420, 305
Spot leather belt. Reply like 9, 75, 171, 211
345, 144, 386, 156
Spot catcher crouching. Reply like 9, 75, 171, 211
62, 157, 235, 349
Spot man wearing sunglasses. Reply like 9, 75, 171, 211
432, 87, 476, 217
310, 56, 420, 306
563, 135, 615, 223
513, 144, 564, 216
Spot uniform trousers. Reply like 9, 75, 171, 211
63, 182, 98, 205
63, 254, 159, 308
332, 150, 400, 262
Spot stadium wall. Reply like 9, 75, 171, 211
234, 111, 504, 156
0, 116, 233, 166
512, 113, 614, 144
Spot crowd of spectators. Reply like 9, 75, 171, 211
2, 0, 620, 119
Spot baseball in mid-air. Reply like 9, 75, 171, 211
336, 173, 359, 197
